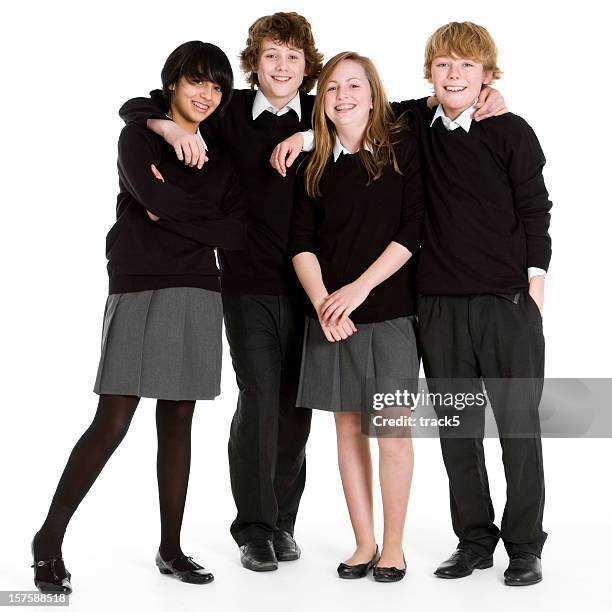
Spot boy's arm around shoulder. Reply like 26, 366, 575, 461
119, 89, 167, 127
390, 97, 430, 122
119, 89, 211, 169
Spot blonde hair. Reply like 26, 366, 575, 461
305, 52, 405, 199
423, 21, 502, 82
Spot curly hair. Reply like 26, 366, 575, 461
239, 12, 323, 92
424, 21, 502, 82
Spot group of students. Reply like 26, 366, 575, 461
30, 12, 552, 595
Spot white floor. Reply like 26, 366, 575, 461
3, 401, 611, 612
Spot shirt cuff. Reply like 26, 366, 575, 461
527, 267, 547, 280
301, 130, 314, 152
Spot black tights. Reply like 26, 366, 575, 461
34, 394, 196, 576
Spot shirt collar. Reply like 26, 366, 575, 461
252, 89, 301, 120
332, 136, 373, 162
430, 102, 477, 133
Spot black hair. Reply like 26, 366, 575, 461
161, 41, 234, 118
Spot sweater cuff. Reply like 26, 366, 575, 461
289, 242, 316, 259
392, 223, 421, 254
289, 243, 317, 259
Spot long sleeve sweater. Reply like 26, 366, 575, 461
410, 106, 552, 295
107, 124, 245, 294
119, 89, 314, 295
290, 130, 424, 323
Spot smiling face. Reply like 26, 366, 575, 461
429, 56, 492, 120
256, 38, 306, 107
323, 59, 373, 136
169, 76, 222, 132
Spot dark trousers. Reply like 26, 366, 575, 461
222, 292, 312, 545
417, 293, 547, 557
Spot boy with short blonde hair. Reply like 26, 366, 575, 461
413, 21, 551, 586
422, 21, 502, 81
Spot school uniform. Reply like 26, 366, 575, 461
290, 132, 424, 412
94, 123, 245, 401
411, 103, 552, 558
119, 89, 314, 545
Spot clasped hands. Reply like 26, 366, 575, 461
316, 279, 372, 342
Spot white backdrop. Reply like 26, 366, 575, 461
1, 1, 611, 611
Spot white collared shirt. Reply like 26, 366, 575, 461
430, 102, 477, 133
430, 103, 546, 280
332, 135, 373, 162
252, 89, 302, 121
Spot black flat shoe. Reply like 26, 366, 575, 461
31, 538, 72, 595
504, 553, 542, 586
337, 545, 380, 579
273, 530, 301, 562
239, 541, 278, 572
373, 555, 406, 583
434, 547, 493, 579
155, 550, 214, 584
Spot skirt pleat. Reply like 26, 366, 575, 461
93, 287, 222, 401
296, 315, 419, 412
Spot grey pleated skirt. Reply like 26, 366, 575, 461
296, 315, 419, 412
93, 287, 223, 401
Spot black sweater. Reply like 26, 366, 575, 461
411, 106, 552, 295
108, 124, 245, 294
120, 89, 314, 295
289, 131, 424, 323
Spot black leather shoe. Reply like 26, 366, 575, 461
31, 539, 72, 595
273, 530, 301, 561
504, 553, 542, 586
155, 550, 214, 584
239, 541, 278, 572
434, 548, 493, 579
337, 546, 380, 579
373, 555, 406, 583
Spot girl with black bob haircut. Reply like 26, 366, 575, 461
160, 40, 234, 116
30, 41, 245, 593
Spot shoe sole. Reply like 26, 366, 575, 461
158, 568, 214, 584
34, 583, 73, 594
338, 572, 369, 579
240, 560, 278, 572
275, 551, 300, 562
504, 577, 542, 586
373, 575, 405, 583
434, 559, 494, 579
